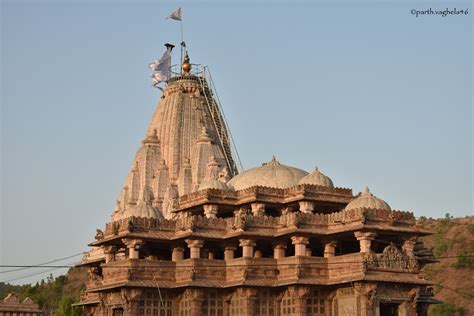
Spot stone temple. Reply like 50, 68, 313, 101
77, 50, 438, 315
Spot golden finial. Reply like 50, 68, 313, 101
182, 53, 191, 73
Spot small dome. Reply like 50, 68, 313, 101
199, 179, 230, 191
126, 203, 162, 219
345, 187, 391, 211
228, 156, 308, 191
298, 166, 334, 188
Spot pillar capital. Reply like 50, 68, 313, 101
185, 239, 205, 248
298, 201, 315, 213
121, 239, 144, 259
354, 231, 377, 240
291, 236, 309, 256
121, 238, 144, 249
186, 239, 204, 259
291, 236, 309, 245
203, 204, 218, 218
323, 240, 337, 258
239, 239, 256, 247
239, 239, 256, 258
354, 231, 376, 253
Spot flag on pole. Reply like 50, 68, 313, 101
149, 44, 174, 87
167, 7, 182, 21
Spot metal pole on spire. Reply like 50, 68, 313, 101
166, 7, 185, 72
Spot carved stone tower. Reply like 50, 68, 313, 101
110, 56, 238, 220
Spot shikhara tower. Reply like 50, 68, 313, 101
110, 54, 238, 221
78, 48, 438, 316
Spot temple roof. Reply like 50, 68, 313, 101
227, 156, 308, 191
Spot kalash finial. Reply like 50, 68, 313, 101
182, 53, 191, 73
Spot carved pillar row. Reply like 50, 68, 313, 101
224, 246, 237, 260
172, 246, 185, 261
203, 204, 218, 218
291, 236, 309, 257
274, 243, 287, 259
239, 239, 256, 258
186, 239, 204, 259
251, 202, 265, 216
354, 232, 377, 253
299, 201, 315, 214
323, 241, 337, 258
122, 238, 144, 259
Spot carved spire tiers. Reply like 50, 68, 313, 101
111, 58, 237, 220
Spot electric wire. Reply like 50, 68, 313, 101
0, 252, 83, 274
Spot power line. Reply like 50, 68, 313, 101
0, 253, 83, 274
0, 261, 79, 283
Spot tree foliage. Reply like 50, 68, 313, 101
0, 268, 85, 315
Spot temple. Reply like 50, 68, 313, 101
77, 49, 437, 316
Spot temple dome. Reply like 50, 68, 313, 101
345, 187, 391, 211
227, 156, 308, 190
298, 166, 334, 188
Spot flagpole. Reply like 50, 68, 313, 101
180, 19, 185, 71
180, 20, 184, 73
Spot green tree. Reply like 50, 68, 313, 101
56, 296, 84, 316
429, 302, 463, 316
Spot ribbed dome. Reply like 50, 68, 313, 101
298, 166, 334, 188
199, 179, 230, 191
227, 156, 308, 191
345, 187, 391, 211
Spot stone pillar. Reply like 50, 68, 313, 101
299, 201, 315, 214
354, 232, 377, 253
305, 248, 313, 257
122, 239, 144, 259
103, 246, 117, 263
239, 239, 256, 258
172, 246, 185, 262
323, 241, 337, 258
254, 250, 263, 258
224, 246, 237, 260
186, 239, 205, 259
251, 202, 265, 216
291, 236, 309, 257
274, 243, 287, 259
203, 204, 218, 218
208, 251, 215, 260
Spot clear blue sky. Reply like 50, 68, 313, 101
1, 0, 472, 284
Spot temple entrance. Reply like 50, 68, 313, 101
379, 302, 400, 316
112, 307, 124, 316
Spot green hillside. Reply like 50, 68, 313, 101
418, 216, 474, 316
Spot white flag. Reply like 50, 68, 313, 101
149, 45, 173, 87
167, 7, 181, 21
